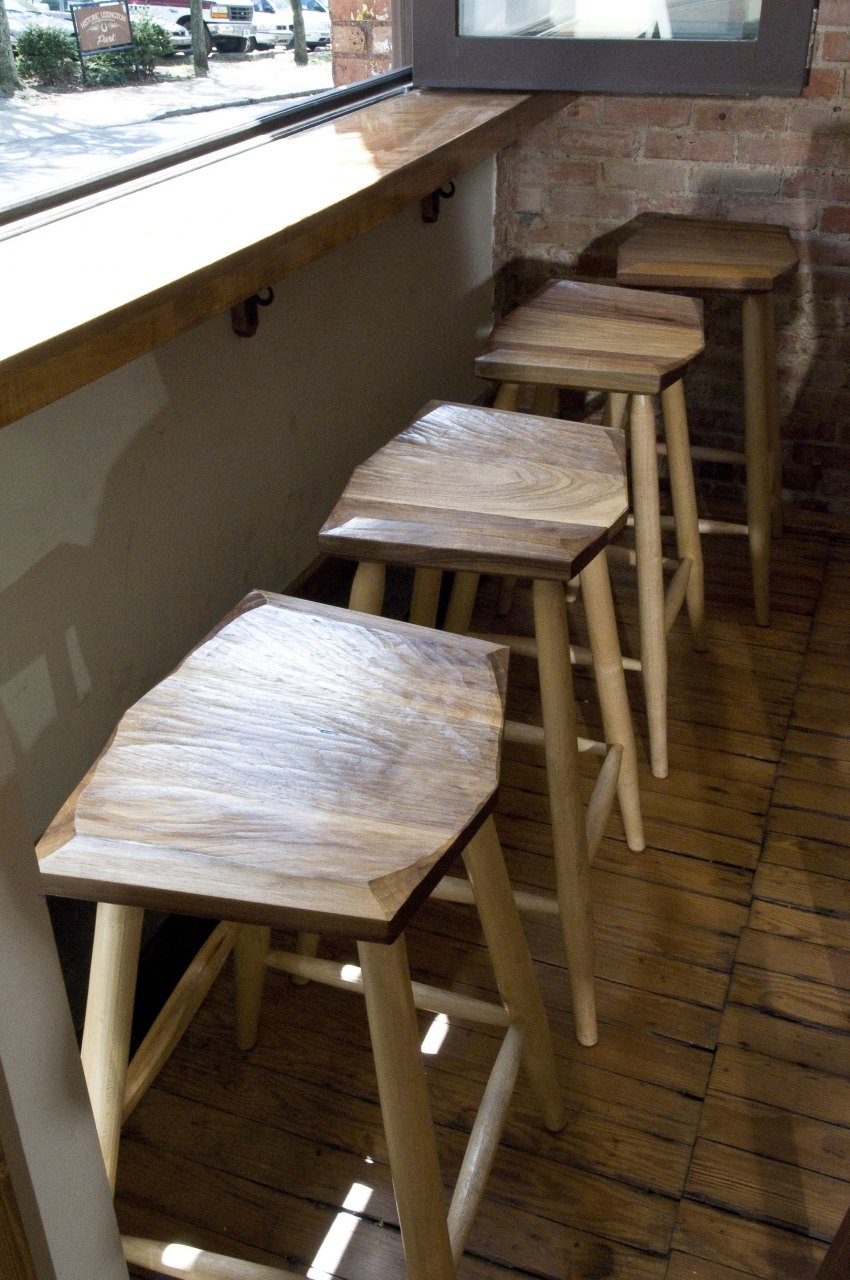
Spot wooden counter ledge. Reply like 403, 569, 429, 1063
0, 89, 568, 430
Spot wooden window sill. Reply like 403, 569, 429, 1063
0, 87, 568, 431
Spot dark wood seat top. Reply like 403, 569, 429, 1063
37, 593, 508, 942
617, 213, 799, 293
474, 280, 704, 395
319, 400, 629, 581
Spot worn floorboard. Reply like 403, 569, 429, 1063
113, 524, 849, 1279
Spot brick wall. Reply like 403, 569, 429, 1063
328, 0, 392, 85
494, 0, 850, 517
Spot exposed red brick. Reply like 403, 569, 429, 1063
821, 205, 850, 234
804, 68, 842, 98
692, 102, 790, 132
601, 97, 692, 127
817, 0, 850, 23
549, 188, 634, 220
821, 30, 850, 62
738, 134, 832, 167
644, 130, 735, 163
556, 126, 642, 158
601, 159, 688, 193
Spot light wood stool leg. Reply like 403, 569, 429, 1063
81, 902, 144, 1192
629, 392, 668, 779
762, 294, 783, 538
662, 378, 707, 652
742, 292, 773, 626
349, 560, 387, 615
234, 925, 271, 1051
579, 552, 645, 852
410, 567, 443, 628
604, 391, 629, 430
357, 936, 456, 1280
444, 571, 481, 635
532, 576, 597, 1047
462, 816, 564, 1132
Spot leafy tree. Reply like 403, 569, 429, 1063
0, 0, 21, 96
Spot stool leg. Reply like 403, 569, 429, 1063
357, 936, 456, 1280
762, 295, 783, 539
462, 816, 564, 1132
629, 392, 668, 779
532, 576, 597, 1046
410, 567, 443, 628
604, 391, 629, 431
742, 292, 773, 626
444, 571, 481, 635
81, 902, 144, 1192
579, 552, 645, 853
234, 925, 270, 1051
661, 378, 707, 653
349, 560, 387, 614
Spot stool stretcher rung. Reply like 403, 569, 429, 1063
656, 440, 747, 467
664, 556, 693, 635
504, 717, 608, 757
586, 742, 623, 863
448, 1023, 525, 1262
123, 1235, 302, 1279
606, 542, 681, 575
123, 921, 239, 1124
432, 875, 560, 917
266, 950, 511, 1027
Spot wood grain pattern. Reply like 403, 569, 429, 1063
617, 213, 799, 293
94, 524, 849, 1279
474, 280, 704, 394
38, 591, 509, 941
0, 90, 568, 430
320, 400, 629, 579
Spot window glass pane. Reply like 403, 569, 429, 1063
1, 0, 405, 219
458, 0, 762, 40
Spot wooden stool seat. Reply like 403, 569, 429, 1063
321, 400, 646, 1048
617, 213, 800, 625
474, 280, 708, 780
38, 591, 563, 1280
475, 277, 704, 394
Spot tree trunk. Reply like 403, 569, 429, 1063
291, 0, 307, 66
0, 0, 21, 98
190, 0, 209, 76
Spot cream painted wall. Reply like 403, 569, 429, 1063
0, 157, 497, 840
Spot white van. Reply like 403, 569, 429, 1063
128, 0, 256, 52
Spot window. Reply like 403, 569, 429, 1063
412, 0, 818, 96
1, 0, 412, 220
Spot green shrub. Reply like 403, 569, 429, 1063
15, 25, 78, 85
81, 17, 172, 83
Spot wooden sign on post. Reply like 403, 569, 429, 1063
71, 0, 134, 55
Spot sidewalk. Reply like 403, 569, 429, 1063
0, 48, 334, 210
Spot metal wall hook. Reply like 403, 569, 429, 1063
421, 181, 456, 224
231, 287, 275, 337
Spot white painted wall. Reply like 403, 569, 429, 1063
0, 157, 497, 839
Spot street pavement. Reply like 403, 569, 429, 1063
0, 47, 333, 211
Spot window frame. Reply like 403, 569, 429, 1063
411, 0, 819, 97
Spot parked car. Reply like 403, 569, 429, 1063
251, 0, 289, 48
6, 0, 75, 49
252, 0, 329, 50
158, 17, 192, 51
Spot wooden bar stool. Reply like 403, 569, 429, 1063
37, 591, 564, 1280
617, 212, 799, 626
475, 279, 707, 780
319, 400, 646, 1049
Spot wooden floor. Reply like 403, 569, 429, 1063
115, 523, 850, 1280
